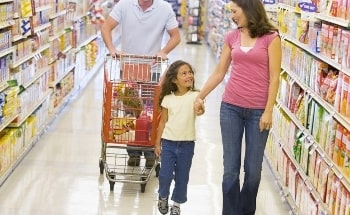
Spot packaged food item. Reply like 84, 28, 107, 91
340, 74, 350, 115
334, 124, 345, 166
325, 70, 339, 105
135, 112, 151, 146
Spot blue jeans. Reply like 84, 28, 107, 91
220, 102, 269, 215
158, 139, 195, 203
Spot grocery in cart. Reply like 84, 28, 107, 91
99, 54, 168, 192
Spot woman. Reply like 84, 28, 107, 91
194, 0, 281, 214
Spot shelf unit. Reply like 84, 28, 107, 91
264, 1, 350, 214
204, 0, 350, 213
205, 0, 235, 60
166, 0, 182, 28
0, 0, 106, 186
184, 0, 203, 44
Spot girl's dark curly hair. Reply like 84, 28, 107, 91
232, 0, 278, 38
158, 60, 197, 107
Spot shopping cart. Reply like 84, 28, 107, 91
99, 54, 168, 192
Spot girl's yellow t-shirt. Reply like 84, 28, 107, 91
161, 91, 199, 141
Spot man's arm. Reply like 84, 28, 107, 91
157, 28, 181, 58
101, 16, 119, 54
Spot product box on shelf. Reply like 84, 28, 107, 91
287, 161, 297, 200
340, 74, 349, 116
308, 148, 317, 182
317, 159, 329, 202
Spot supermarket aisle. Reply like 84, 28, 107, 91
0, 37, 290, 215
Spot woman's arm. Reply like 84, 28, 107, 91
259, 36, 282, 131
194, 43, 232, 110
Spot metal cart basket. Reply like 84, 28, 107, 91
99, 54, 167, 192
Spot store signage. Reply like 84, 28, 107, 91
298, 2, 317, 12
263, 0, 275, 4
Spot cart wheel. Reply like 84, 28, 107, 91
140, 177, 146, 193
155, 163, 160, 177
109, 181, 115, 191
109, 174, 115, 191
99, 159, 104, 174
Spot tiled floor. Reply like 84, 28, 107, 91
0, 34, 291, 215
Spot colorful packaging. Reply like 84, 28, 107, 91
340, 74, 350, 115
334, 72, 344, 111
308, 149, 317, 183
334, 124, 345, 166
317, 160, 329, 203
319, 110, 331, 149
343, 130, 350, 176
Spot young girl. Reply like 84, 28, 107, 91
154, 60, 204, 215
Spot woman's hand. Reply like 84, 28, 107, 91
194, 97, 205, 116
259, 111, 273, 132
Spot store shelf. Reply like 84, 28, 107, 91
9, 90, 52, 127
282, 66, 350, 133
75, 34, 98, 51
0, 20, 14, 29
74, 12, 91, 22
23, 68, 50, 89
277, 99, 350, 189
0, 0, 104, 190
48, 86, 74, 118
185, 0, 202, 44
35, 5, 52, 13
49, 10, 67, 19
49, 64, 75, 87
314, 13, 350, 29
0, 113, 49, 187
264, 152, 300, 215
49, 29, 71, 42
264, 3, 278, 12
278, 5, 350, 78
278, 3, 297, 12
269, 128, 331, 214
0, 113, 19, 133
0, 46, 15, 58
10, 44, 50, 68
48, 45, 73, 64
0, 137, 34, 186
63, 45, 73, 54
75, 56, 104, 91
0, 0, 13, 3
0, 81, 8, 92
12, 35, 27, 42
282, 35, 343, 73
33, 22, 51, 34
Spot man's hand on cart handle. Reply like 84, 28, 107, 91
156, 50, 168, 60
108, 49, 125, 58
